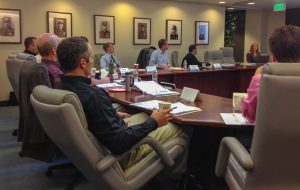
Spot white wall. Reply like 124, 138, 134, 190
244, 9, 286, 60
0, 0, 225, 101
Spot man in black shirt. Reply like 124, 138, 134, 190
23, 36, 38, 56
181, 44, 202, 68
57, 37, 189, 169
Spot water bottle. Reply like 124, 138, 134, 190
152, 70, 158, 83
183, 60, 187, 70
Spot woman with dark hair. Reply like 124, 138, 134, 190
246, 43, 260, 63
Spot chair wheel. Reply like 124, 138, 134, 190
65, 184, 74, 190
45, 170, 53, 177
12, 129, 18, 136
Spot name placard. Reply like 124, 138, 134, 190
146, 66, 157, 74
213, 63, 222, 70
180, 87, 202, 102
188, 65, 200, 72
120, 68, 130, 76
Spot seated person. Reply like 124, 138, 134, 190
181, 45, 202, 68
149, 39, 170, 68
100, 43, 122, 70
57, 36, 190, 171
37, 33, 109, 88
246, 43, 260, 63
23, 36, 38, 56
242, 25, 300, 123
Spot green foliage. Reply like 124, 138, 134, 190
225, 12, 238, 47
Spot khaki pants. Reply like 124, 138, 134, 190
124, 113, 191, 176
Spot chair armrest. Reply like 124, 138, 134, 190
215, 137, 254, 177
97, 136, 175, 172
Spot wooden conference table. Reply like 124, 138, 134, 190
138, 64, 259, 98
108, 89, 254, 189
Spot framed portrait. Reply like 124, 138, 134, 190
166, 19, 182, 45
195, 21, 209, 45
47, 11, 72, 38
0, 9, 21, 44
133, 17, 151, 45
94, 15, 115, 45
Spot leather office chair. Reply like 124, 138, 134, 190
220, 47, 235, 64
30, 85, 187, 190
6, 52, 37, 102
204, 50, 223, 64
171, 51, 179, 67
215, 63, 300, 190
94, 53, 103, 70
6, 53, 37, 136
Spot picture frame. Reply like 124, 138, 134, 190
47, 11, 72, 38
94, 15, 115, 45
133, 17, 151, 45
166, 19, 182, 45
195, 21, 209, 45
0, 8, 21, 44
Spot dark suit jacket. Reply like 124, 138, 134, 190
246, 52, 260, 63
181, 52, 202, 67
18, 63, 57, 162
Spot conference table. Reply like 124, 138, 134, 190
108, 88, 254, 189
138, 64, 259, 98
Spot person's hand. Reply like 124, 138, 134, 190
150, 108, 173, 127
118, 112, 131, 119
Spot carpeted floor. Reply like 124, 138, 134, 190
0, 106, 96, 190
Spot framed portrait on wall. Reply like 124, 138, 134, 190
94, 15, 115, 45
0, 9, 21, 44
195, 21, 209, 45
47, 11, 72, 38
133, 17, 151, 45
166, 19, 182, 45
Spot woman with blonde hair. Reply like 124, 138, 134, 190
246, 43, 260, 63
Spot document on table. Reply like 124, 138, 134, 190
134, 81, 180, 96
97, 83, 123, 89
220, 113, 253, 125
131, 100, 201, 116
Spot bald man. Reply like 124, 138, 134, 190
37, 33, 110, 88
37, 33, 62, 88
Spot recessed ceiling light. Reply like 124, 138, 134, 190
219, 1, 226, 4
248, 2, 255, 5
228, 7, 235, 10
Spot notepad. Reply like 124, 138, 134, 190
220, 113, 253, 125
97, 83, 123, 89
134, 81, 180, 96
131, 100, 201, 116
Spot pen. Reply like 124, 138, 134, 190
171, 107, 178, 111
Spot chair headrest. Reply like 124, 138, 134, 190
262, 63, 300, 77
16, 52, 36, 61
32, 85, 88, 129
220, 47, 234, 57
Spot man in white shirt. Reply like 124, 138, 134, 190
100, 43, 122, 70
149, 39, 169, 67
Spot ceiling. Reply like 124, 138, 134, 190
156, 0, 300, 10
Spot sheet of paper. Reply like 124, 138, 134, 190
100, 69, 109, 79
134, 81, 180, 96
220, 113, 252, 125
97, 83, 123, 89
131, 100, 201, 116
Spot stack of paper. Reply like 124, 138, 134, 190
134, 81, 180, 96
97, 83, 123, 89
131, 100, 201, 116
220, 113, 253, 125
